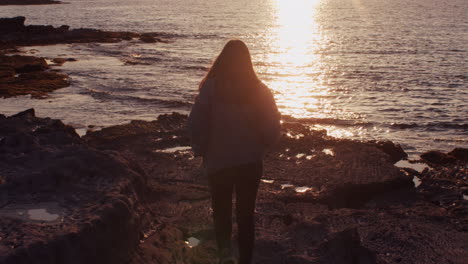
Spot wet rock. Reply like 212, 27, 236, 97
421, 150, 457, 165
139, 36, 158, 43
0, 70, 70, 98
3, 111, 466, 263
366, 140, 408, 163
0, 17, 170, 48
139, 33, 164, 43
0, 109, 148, 264
83, 113, 468, 263
0, 54, 69, 98
50, 57, 76, 66
0, 65, 14, 79
0, 55, 48, 73
0, 0, 62, 5
0, 17, 25, 32
448, 148, 468, 162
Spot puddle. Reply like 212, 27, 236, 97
27, 209, 59, 221
295, 186, 312, 193
185, 237, 200, 248
322, 148, 335, 156
261, 179, 274, 183
156, 146, 191, 153
395, 160, 428, 173
296, 153, 305, 159
413, 176, 422, 188
281, 184, 294, 189
75, 128, 87, 137
306, 155, 315, 160
0, 203, 62, 222
286, 133, 304, 139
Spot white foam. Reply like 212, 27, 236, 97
156, 146, 191, 153
261, 179, 274, 183
295, 186, 311, 193
322, 148, 335, 156
395, 160, 428, 173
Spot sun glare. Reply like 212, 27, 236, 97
265, 0, 327, 118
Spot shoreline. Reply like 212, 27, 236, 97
0, 15, 467, 262
0, 109, 466, 263
1, 15, 466, 156
0, 16, 168, 98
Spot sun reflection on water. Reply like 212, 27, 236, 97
262, 0, 328, 119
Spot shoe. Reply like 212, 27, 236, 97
219, 256, 237, 264
218, 248, 237, 264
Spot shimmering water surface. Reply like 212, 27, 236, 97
1, 0, 467, 157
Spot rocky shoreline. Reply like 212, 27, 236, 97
0, 13, 466, 264
0, 16, 167, 98
1, 109, 466, 263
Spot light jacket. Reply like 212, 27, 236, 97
188, 78, 281, 174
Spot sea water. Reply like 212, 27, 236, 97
0, 0, 466, 157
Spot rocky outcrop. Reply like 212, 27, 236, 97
0, 109, 148, 263
83, 113, 467, 264
0, 16, 166, 47
0, 55, 70, 98
0, 0, 62, 5
1, 110, 466, 263
0, 16, 170, 98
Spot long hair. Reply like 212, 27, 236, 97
199, 40, 262, 104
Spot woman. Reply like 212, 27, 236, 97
188, 40, 281, 264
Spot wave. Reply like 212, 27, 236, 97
391, 122, 468, 130
85, 89, 192, 108
172, 65, 209, 71
283, 116, 374, 127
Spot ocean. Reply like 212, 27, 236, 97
1, 0, 467, 158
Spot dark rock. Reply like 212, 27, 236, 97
139, 33, 164, 43
448, 148, 468, 162
58, 25, 69, 32
318, 228, 377, 264
139, 36, 158, 43
0, 16, 25, 32
421, 150, 457, 165
3, 111, 466, 263
9, 108, 35, 120
0, 65, 14, 79
0, 55, 48, 73
51, 58, 68, 65
0, 0, 62, 6
367, 140, 408, 163
0, 110, 148, 263
0, 17, 169, 48
0, 70, 70, 98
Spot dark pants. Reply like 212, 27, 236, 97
208, 162, 263, 264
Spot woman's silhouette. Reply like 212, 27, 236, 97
188, 39, 281, 264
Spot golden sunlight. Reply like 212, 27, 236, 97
267, 0, 328, 118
